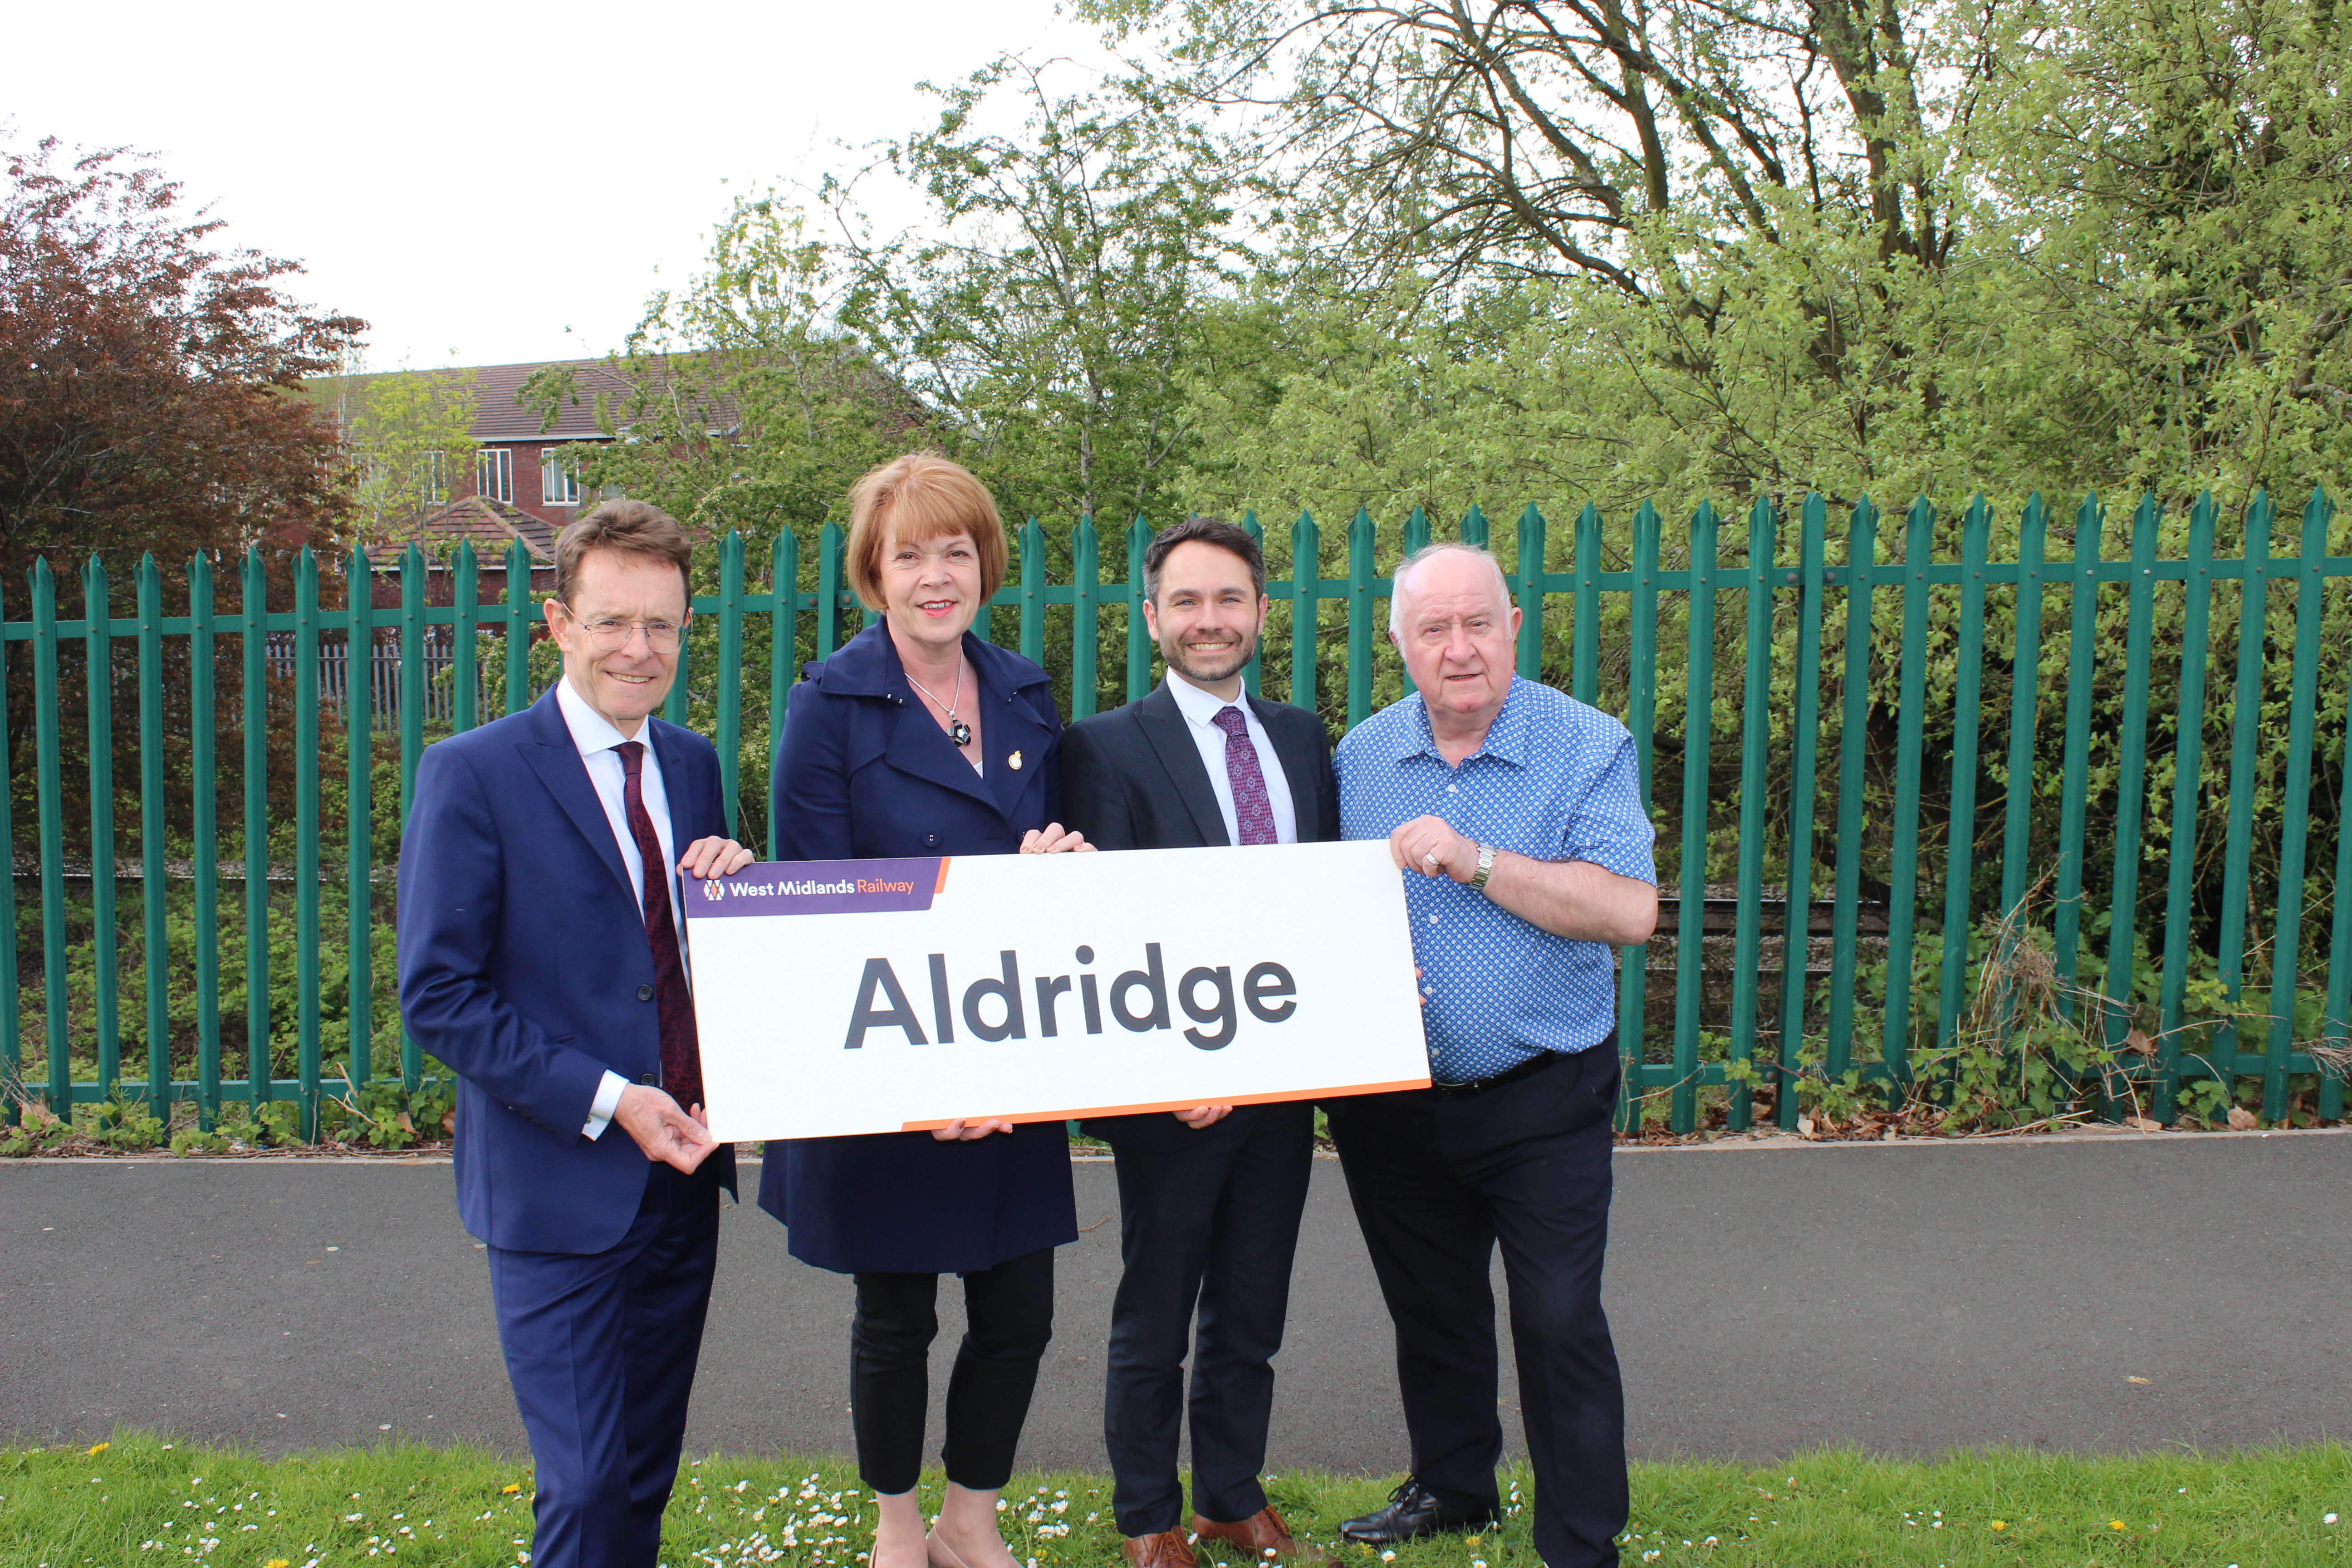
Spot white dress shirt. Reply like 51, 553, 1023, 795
555, 675, 685, 1138
1163, 670, 1298, 846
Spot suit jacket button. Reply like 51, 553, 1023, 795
924, 832, 939, 847
637, 984, 654, 1000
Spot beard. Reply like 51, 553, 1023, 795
1165, 627, 1259, 686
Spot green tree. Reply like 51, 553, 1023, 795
827, 56, 1245, 525
308, 358, 480, 535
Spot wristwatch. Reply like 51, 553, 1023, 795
1468, 842, 1497, 893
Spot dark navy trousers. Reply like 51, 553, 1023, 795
487, 1159, 723, 1568
1102, 1102, 1315, 1536
1324, 1044, 1627, 1568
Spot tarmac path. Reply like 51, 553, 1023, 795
3, 1129, 2344, 1470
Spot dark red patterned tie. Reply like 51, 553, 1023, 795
1210, 706, 1279, 846
615, 741, 704, 1114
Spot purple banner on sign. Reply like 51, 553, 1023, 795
685, 857, 947, 919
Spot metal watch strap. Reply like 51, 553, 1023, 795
1468, 842, 1496, 892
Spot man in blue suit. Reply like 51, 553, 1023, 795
399, 500, 754, 1568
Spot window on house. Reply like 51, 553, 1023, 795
423, 450, 447, 505
477, 447, 513, 504
540, 449, 582, 507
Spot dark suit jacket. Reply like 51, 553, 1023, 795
397, 685, 736, 1255
758, 623, 1080, 1275
1058, 680, 1339, 1153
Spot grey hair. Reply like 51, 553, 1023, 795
1388, 543, 1512, 637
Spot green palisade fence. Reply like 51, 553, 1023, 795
5, 491, 2350, 1137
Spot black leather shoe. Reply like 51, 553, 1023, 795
1338, 1478, 1501, 1545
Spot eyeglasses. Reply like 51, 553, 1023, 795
561, 606, 687, 652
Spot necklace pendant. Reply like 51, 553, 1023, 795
950, 720, 973, 748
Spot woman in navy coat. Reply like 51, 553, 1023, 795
763, 453, 1084, 1568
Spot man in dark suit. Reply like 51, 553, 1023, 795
1059, 517, 1339, 1568
398, 501, 753, 1568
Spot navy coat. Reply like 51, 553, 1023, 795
758, 623, 1079, 1275
397, 685, 737, 1254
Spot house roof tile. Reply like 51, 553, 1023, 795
365, 495, 558, 569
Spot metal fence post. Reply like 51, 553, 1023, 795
817, 522, 845, 660
242, 547, 270, 1116
1571, 504, 1602, 704
189, 554, 220, 1127
1019, 518, 1046, 665
1776, 495, 1828, 1129
346, 546, 375, 1088
716, 530, 746, 841
2154, 493, 2218, 1121
1726, 498, 1778, 1130
2051, 494, 2106, 1006
2213, 490, 2272, 1100
504, 540, 531, 717
2260, 488, 2334, 1122
137, 554, 169, 1115
1671, 502, 1718, 1134
1397, 507, 1431, 701
1238, 514, 1260, 700
83, 556, 120, 1107
1880, 498, 1936, 1080
1073, 517, 1100, 720
768, 528, 800, 861
2096, 495, 2162, 1098
1290, 512, 1319, 713
1617, 501, 1662, 1131
452, 541, 480, 735
1825, 497, 1880, 1082
1933, 496, 1993, 1058
1347, 509, 1374, 728
29, 562, 69, 1115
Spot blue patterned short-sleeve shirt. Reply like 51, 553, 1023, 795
1336, 676, 1657, 1082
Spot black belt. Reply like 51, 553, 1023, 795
1430, 1050, 1562, 1099
1428, 1031, 1617, 1099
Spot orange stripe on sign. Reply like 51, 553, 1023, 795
934, 858, 952, 895
898, 1079, 1433, 1132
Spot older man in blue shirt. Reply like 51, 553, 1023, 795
1330, 543, 1657, 1568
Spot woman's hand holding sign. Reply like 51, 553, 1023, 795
1019, 821, 1093, 854
927, 837, 1086, 1114
931, 824, 1093, 1138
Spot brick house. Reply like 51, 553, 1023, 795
346, 355, 731, 608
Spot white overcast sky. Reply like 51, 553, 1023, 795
10, 0, 1109, 370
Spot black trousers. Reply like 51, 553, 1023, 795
1324, 1044, 1627, 1568
1103, 1102, 1315, 1536
850, 1246, 1056, 1495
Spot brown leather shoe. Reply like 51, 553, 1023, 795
1191, 1506, 1313, 1564
1122, 1528, 1197, 1568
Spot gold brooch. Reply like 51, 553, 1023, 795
1007, 750, 1024, 771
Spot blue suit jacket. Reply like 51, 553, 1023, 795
397, 685, 737, 1254
758, 624, 1079, 1274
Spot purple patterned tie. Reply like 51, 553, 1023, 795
615, 741, 704, 1114
1210, 706, 1278, 846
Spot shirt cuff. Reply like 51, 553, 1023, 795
583, 1069, 630, 1140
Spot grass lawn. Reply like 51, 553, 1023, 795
0, 1434, 2342, 1567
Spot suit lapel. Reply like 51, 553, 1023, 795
1251, 697, 1324, 842
518, 688, 637, 906
885, 697, 1000, 810
648, 721, 708, 844
1139, 685, 1231, 846
985, 684, 1056, 819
